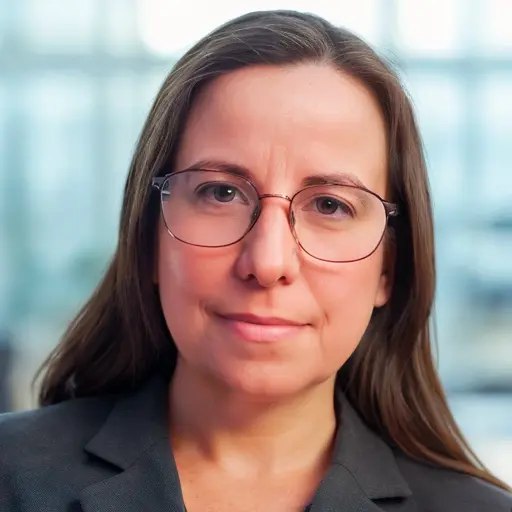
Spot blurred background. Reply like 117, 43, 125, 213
0, 0, 511, 482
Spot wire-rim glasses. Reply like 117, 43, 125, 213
151, 169, 399, 263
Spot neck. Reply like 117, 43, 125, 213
168, 359, 338, 477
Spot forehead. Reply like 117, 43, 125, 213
176, 63, 388, 194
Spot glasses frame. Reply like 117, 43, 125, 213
151, 168, 399, 263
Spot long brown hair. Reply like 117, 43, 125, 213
36, 10, 509, 491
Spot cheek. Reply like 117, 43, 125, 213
158, 240, 220, 294
156, 231, 234, 344
307, 248, 385, 364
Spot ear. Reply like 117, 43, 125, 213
374, 235, 395, 308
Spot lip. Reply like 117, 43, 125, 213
215, 312, 308, 343
218, 313, 307, 327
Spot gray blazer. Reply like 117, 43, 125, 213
1, 373, 511, 512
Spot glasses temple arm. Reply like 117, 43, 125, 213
384, 201, 399, 217
151, 177, 166, 190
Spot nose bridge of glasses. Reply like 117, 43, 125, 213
255, 193, 294, 226
249, 194, 298, 251
259, 193, 292, 202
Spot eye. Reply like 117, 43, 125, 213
314, 196, 353, 217
196, 183, 248, 204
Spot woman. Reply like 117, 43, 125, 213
1, 10, 511, 512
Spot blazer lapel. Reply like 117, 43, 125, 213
309, 391, 420, 512
78, 373, 419, 512
309, 464, 384, 512
79, 373, 185, 512
80, 437, 184, 512
309, 463, 420, 512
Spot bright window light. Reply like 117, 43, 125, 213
136, 0, 380, 56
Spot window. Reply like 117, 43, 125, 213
22, 74, 96, 273
405, 73, 465, 215
479, 74, 512, 216
21, 0, 98, 53
395, 0, 467, 57
104, 74, 147, 237
0, 80, 8, 322
104, 0, 139, 55
477, 0, 512, 55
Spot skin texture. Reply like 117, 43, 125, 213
158, 63, 390, 401
156, 63, 393, 510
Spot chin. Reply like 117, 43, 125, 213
211, 361, 329, 400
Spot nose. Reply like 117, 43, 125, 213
234, 198, 301, 287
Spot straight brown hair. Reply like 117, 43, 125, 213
36, 10, 510, 492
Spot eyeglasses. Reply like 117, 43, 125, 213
151, 169, 398, 263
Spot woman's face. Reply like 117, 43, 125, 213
157, 63, 391, 398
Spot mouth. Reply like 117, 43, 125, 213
214, 312, 309, 343
218, 312, 307, 327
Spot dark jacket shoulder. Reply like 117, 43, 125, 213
394, 450, 512, 512
0, 395, 118, 512
0, 394, 116, 461
2, 379, 512, 512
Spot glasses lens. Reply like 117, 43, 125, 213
160, 170, 259, 246
291, 185, 387, 262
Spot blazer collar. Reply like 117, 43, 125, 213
80, 373, 417, 512
80, 373, 185, 512
307, 390, 415, 512
330, 389, 412, 500
84, 372, 170, 469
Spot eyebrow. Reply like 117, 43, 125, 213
179, 159, 368, 190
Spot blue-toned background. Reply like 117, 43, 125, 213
0, 0, 511, 483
